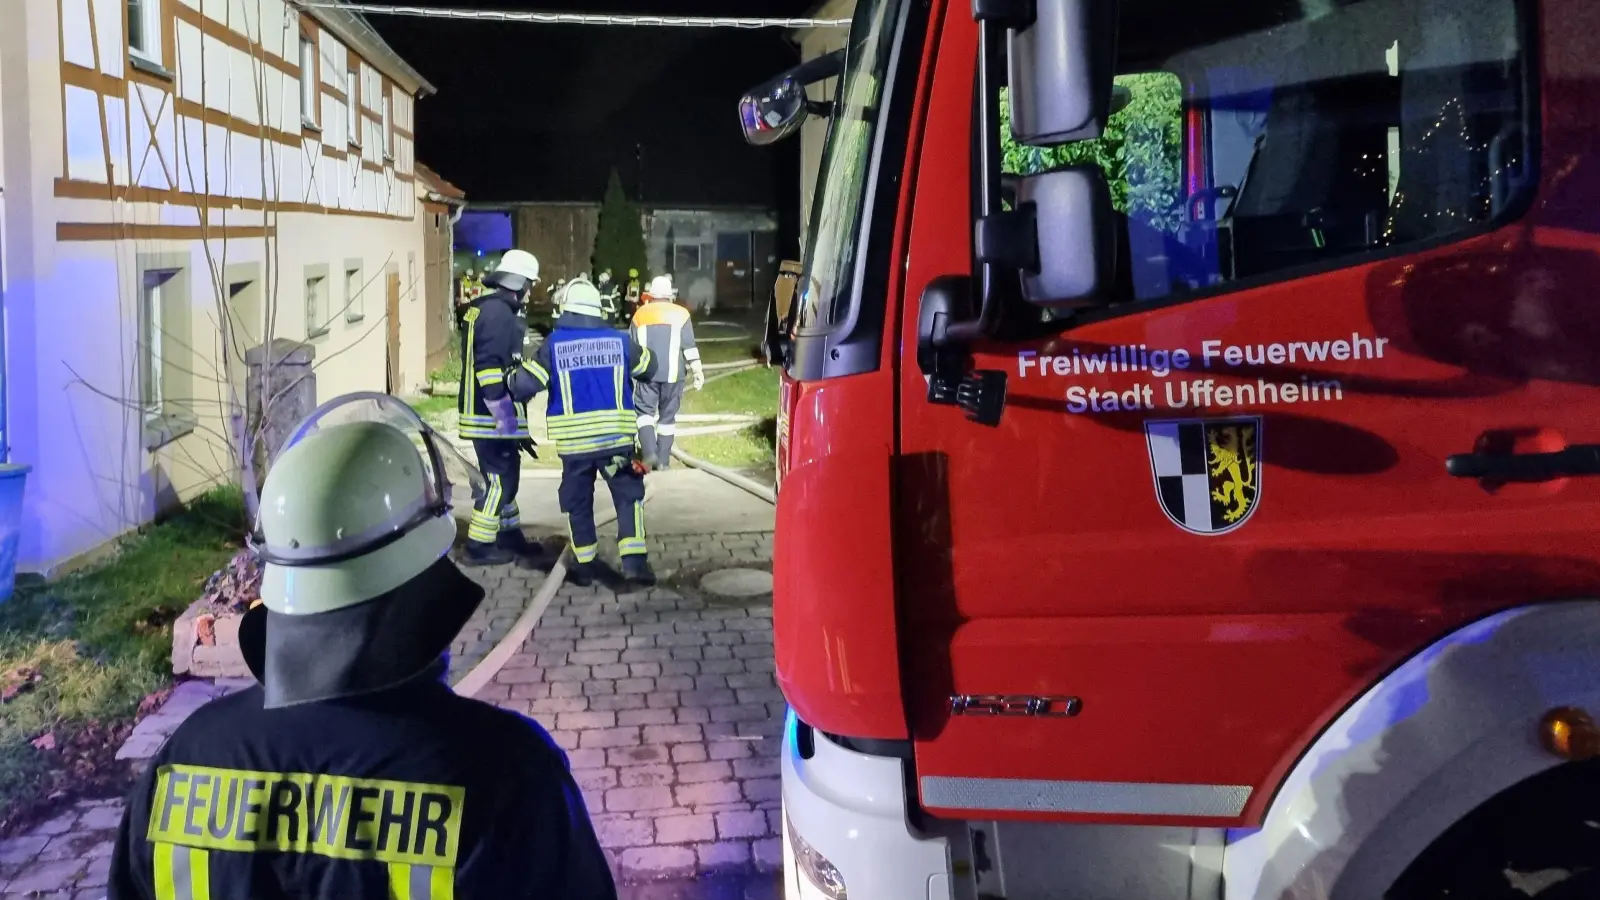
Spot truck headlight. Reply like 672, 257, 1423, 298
786, 811, 848, 899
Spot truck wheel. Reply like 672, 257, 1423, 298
1387, 758, 1600, 900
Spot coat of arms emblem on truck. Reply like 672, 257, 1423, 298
1145, 417, 1263, 535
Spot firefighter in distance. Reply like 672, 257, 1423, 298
108, 396, 615, 900
457, 250, 544, 567
507, 279, 659, 587
630, 275, 703, 470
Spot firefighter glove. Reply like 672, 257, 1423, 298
691, 362, 705, 392
486, 395, 519, 435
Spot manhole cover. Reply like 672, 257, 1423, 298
700, 568, 773, 598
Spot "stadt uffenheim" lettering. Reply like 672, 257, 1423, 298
1015, 333, 1389, 414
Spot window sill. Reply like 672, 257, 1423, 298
302, 119, 322, 134
349, 139, 362, 150
144, 414, 197, 452
345, 313, 366, 323
308, 326, 331, 339
129, 53, 175, 82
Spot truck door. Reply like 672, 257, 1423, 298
896, 0, 1598, 827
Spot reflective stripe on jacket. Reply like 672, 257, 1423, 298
515, 312, 655, 457
456, 291, 530, 440
630, 301, 698, 384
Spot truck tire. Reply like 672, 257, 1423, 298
1387, 758, 1600, 900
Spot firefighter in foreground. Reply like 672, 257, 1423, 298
508, 279, 658, 587
630, 275, 703, 470
457, 250, 543, 567
108, 395, 615, 900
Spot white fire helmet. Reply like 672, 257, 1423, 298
485, 249, 541, 293
645, 275, 677, 300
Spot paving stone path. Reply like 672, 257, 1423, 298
449, 564, 550, 683
0, 801, 119, 899
465, 530, 782, 887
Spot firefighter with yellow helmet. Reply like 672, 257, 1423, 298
108, 394, 615, 899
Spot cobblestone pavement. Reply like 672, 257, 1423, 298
449, 563, 549, 683
0, 800, 119, 899
467, 530, 782, 886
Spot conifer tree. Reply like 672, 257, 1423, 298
592, 168, 648, 283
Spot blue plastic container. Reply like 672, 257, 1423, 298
0, 463, 31, 603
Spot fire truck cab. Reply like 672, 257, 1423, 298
742, 0, 1600, 898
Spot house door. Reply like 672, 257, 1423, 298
751, 231, 777, 311
386, 271, 402, 394
715, 231, 754, 311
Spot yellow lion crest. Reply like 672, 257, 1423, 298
1208, 425, 1257, 523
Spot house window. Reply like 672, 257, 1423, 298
306, 267, 329, 337
128, 0, 160, 62
673, 243, 702, 271
345, 261, 365, 322
346, 68, 360, 146
299, 35, 318, 129
139, 259, 195, 449
381, 92, 393, 160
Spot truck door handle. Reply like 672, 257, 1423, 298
1446, 445, 1600, 480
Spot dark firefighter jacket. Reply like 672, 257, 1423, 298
107, 679, 615, 900
514, 312, 657, 457
457, 290, 530, 440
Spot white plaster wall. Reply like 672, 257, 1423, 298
6, 0, 431, 571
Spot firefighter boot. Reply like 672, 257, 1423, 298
565, 559, 596, 588
622, 555, 657, 587
498, 530, 548, 570
463, 540, 515, 567
656, 433, 675, 470
638, 427, 660, 471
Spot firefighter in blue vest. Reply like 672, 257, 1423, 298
507, 279, 659, 587
457, 250, 544, 567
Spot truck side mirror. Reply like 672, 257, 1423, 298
1015, 167, 1116, 307
740, 75, 810, 146
1007, 0, 1119, 145
738, 50, 846, 147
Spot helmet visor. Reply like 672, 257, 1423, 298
253, 392, 483, 567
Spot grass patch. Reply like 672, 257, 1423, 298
0, 489, 243, 827
427, 342, 463, 385
681, 367, 779, 418
407, 393, 458, 431
676, 420, 778, 472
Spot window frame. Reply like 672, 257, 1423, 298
673, 242, 703, 272
299, 23, 320, 132
305, 264, 331, 338
127, 0, 161, 65
1006, 0, 1542, 335
381, 87, 394, 161
137, 254, 196, 450
345, 259, 366, 323
346, 66, 361, 148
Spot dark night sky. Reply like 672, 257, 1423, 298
373, 0, 813, 216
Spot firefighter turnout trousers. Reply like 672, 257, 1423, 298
634, 380, 684, 469
559, 451, 647, 565
469, 439, 523, 545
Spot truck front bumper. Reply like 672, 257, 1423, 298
780, 710, 958, 900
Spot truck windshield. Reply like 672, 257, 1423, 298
795, 0, 901, 336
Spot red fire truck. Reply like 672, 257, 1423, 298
741, 0, 1600, 897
